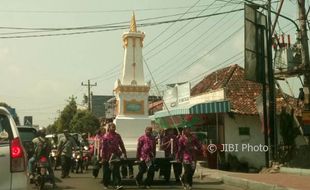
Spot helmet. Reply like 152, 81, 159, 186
37, 127, 46, 137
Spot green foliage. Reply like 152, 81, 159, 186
279, 109, 300, 163
0, 102, 21, 125
54, 96, 77, 132
46, 124, 57, 134
279, 109, 299, 146
48, 96, 99, 135
70, 110, 100, 135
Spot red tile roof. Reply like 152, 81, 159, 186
191, 64, 299, 115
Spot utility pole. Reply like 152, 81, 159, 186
298, 0, 310, 110
267, 0, 277, 162
81, 80, 97, 111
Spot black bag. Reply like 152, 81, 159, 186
92, 157, 102, 177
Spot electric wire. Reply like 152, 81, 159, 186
155, 25, 243, 85
0, 9, 244, 39
147, 10, 243, 81
144, 0, 215, 51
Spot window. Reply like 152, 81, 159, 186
0, 114, 13, 144
239, 127, 250, 136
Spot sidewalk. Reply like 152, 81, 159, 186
195, 165, 310, 190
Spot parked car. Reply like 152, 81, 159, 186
17, 126, 37, 159
0, 106, 29, 190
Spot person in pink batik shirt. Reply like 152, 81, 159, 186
160, 128, 182, 183
101, 123, 127, 190
135, 126, 156, 189
177, 126, 203, 190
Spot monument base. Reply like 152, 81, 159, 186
114, 115, 164, 158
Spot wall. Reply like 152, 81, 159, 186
224, 114, 266, 169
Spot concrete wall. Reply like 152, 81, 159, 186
224, 114, 266, 169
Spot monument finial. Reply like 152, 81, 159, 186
130, 11, 137, 32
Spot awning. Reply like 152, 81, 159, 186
154, 100, 231, 118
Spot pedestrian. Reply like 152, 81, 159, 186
57, 129, 77, 178
92, 127, 106, 178
177, 126, 203, 190
160, 128, 182, 183
135, 126, 156, 189
101, 122, 127, 190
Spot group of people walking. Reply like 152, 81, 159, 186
91, 122, 204, 190
27, 122, 204, 190
29, 122, 202, 189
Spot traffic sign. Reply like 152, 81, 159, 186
24, 116, 33, 126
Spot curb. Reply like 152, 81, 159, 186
280, 167, 310, 176
222, 175, 297, 190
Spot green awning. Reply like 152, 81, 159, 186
154, 100, 230, 119
189, 100, 231, 114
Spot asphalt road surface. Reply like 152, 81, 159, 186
28, 166, 244, 190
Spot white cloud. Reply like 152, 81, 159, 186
30, 80, 62, 98
8, 64, 22, 76
232, 31, 244, 52
0, 48, 9, 65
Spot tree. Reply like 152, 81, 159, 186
279, 108, 300, 163
46, 124, 57, 134
0, 102, 21, 125
56, 96, 77, 132
70, 110, 100, 135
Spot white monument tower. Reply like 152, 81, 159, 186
113, 13, 151, 155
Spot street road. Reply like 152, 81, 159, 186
28, 167, 245, 190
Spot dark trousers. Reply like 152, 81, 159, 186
160, 161, 182, 182
102, 161, 111, 186
61, 155, 71, 177
121, 161, 134, 178
181, 163, 196, 186
136, 161, 155, 186
110, 161, 121, 186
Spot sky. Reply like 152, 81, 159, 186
0, 0, 306, 127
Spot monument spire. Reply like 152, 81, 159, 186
130, 12, 137, 32
118, 13, 145, 86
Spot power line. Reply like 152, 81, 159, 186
155, 25, 243, 85
0, 3, 239, 14
145, 0, 202, 48
144, 0, 240, 59
0, 6, 238, 32
145, 0, 217, 54
154, 18, 243, 84
145, 4, 242, 80
189, 53, 243, 83
88, 63, 121, 80
0, 8, 243, 39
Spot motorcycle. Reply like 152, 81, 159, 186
71, 146, 90, 173
32, 156, 53, 190
50, 148, 60, 170
82, 146, 90, 171
72, 149, 83, 173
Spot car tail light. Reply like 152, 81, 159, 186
10, 137, 26, 172
39, 156, 48, 163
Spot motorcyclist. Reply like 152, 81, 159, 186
57, 129, 77, 178
28, 127, 56, 188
